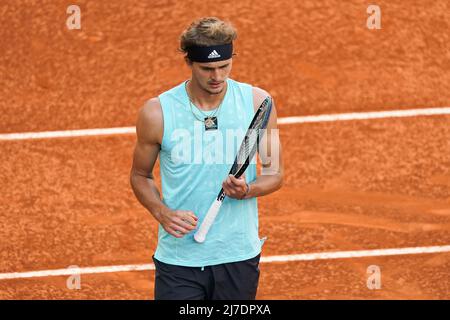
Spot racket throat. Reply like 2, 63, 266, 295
217, 188, 226, 201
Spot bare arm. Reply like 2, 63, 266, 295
130, 98, 197, 238
222, 87, 284, 199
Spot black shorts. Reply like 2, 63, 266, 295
153, 254, 261, 300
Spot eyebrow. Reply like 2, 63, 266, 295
200, 64, 229, 69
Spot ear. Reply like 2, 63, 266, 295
184, 56, 193, 67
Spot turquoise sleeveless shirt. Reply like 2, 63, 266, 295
155, 78, 262, 267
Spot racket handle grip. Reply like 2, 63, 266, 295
194, 199, 223, 243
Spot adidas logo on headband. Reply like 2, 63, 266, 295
208, 50, 221, 59
187, 44, 232, 62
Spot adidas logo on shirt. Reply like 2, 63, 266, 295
208, 50, 221, 59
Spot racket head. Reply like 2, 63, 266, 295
231, 96, 273, 178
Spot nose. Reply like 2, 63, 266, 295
211, 68, 224, 82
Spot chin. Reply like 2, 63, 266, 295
205, 87, 223, 95
211, 84, 225, 92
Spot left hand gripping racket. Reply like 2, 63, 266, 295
194, 96, 273, 243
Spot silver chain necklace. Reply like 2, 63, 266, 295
185, 80, 226, 130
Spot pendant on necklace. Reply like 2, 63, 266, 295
204, 116, 218, 131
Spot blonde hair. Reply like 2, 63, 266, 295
180, 17, 237, 54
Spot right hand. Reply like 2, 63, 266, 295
157, 208, 198, 238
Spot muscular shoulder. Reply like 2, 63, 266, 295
252, 86, 278, 127
252, 86, 271, 111
136, 97, 163, 145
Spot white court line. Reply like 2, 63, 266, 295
260, 245, 450, 263
277, 106, 450, 124
0, 127, 136, 141
1, 245, 449, 280
1, 107, 450, 141
0, 264, 155, 281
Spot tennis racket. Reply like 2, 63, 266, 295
194, 96, 273, 243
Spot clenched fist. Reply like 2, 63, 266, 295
222, 174, 250, 200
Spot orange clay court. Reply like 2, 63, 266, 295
0, 1, 449, 299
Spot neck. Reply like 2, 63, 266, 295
186, 78, 227, 110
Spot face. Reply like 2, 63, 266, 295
189, 58, 233, 95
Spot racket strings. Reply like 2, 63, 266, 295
234, 102, 271, 170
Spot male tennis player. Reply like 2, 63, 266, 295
130, 17, 284, 300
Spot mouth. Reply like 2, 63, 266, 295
209, 82, 223, 88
